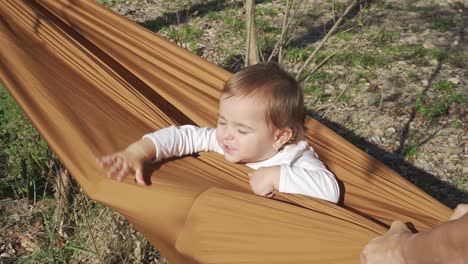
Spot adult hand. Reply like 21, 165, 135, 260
450, 204, 468, 220
248, 166, 280, 198
360, 220, 412, 264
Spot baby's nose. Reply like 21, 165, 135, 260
223, 130, 234, 140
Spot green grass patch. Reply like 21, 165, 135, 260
405, 0, 421, 12
415, 80, 467, 121
256, 5, 279, 16
284, 47, 314, 62
355, 70, 377, 82
256, 18, 279, 34
0, 84, 54, 200
336, 31, 355, 41
418, 7, 456, 32
304, 83, 325, 103
96, 0, 127, 7
451, 119, 463, 129
402, 145, 419, 159
206, 10, 223, 20
381, 44, 451, 65
333, 51, 391, 68
223, 15, 245, 32
364, 29, 398, 45
336, 93, 351, 103
16, 207, 92, 264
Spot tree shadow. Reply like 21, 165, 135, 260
287, 0, 365, 49
307, 108, 467, 208
139, 0, 231, 32
138, 0, 272, 32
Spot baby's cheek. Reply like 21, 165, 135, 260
215, 130, 222, 144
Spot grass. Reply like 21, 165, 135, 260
402, 145, 419, 159
364, 29, 398, 45
416, 80, 466, 121
333, 51, 391, 68
304, 83, 325, 103
96, 0, 126, 7
0, 85, 55, 201
223, 15, 245, 32
380, 44, 453, 66
256, 5, 279, 17
15, 208, 90, 264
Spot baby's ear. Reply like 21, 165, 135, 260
273, 128, 294, 150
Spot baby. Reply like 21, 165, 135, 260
97, 63, 340, 203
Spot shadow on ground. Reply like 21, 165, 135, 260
307, 109, 467, 208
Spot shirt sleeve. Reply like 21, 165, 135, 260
279, 165, 340, 203
142, 125, 222, 162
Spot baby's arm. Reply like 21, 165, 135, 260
279, 166, 340, 203
248, 165, 340, 203
143, 125, 220, 162
97, 125, 219, 184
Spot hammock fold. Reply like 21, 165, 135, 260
0, 0, 452, 263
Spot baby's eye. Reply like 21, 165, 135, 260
237, 130, 248, 135
217, 120, 226, 126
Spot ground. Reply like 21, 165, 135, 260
0, 0, 466, 263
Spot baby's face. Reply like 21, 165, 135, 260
216, 94, 279, 163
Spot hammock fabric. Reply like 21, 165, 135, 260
0, 0, 452, 263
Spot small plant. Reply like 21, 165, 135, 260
303, 83, 325, 103
334, 51, 390, 68
365, 30, 398, 45
416, 80, 466, 121
16, 208, 91, 263
405, 0, 422, 12
223, 15, 245, 32
336, 93, 351, 103
256, 18, 279, 34
451, 119, 463, 129
206, 10, 222, 20
432, 16, 456, 32
285, 47, 314, 62
402, 145, 419, 159
335, 31, 354, 41
255, 5, 278, 16
355, 70, 377, 82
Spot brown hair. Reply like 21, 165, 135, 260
221, 63, 305, 143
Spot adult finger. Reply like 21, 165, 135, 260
388, 220, 410, 234
450, 204, 468, 220
360, 252, 367, 264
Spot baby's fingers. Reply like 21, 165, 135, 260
116, 162, 130, 182
97, 155, 117, 167
107, 160, 123, 179
134, 163, 146, 185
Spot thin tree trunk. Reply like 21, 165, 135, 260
245, 0, 259, 66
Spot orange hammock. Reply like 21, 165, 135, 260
0, 1, 451, 263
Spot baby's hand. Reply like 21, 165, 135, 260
97, 143, 149, 185
248, 166, 280, 198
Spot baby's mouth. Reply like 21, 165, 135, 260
223, 145, 236, 154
